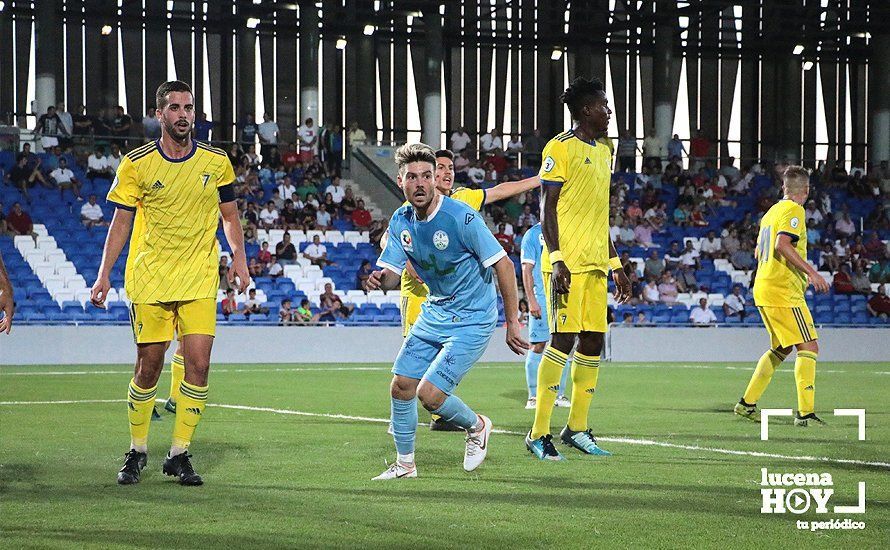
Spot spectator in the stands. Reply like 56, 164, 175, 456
849, 235, 868, 259
34, 105, 67, 150
278, 298, 295, 325
616, 129, 640, 172
192, 111, 214, 141
142, 106, 161, 140
280, 200, 300, 230
494, 223, 513, 254
700, 230, 722, 258
355, 260, 373, 292
467, 161, 485, 185
298, 118, 318, 161
322, 193, 340, 219
658, 270, 679, 304
806, 220, 821, 250
819, 242, 841, 272
480, 129, 503, 156
450, 127, 472, 155
642, 276, 660, 304
667, 134, 686, 161
9, 153, 51, 199
617, 220, 635, 247
248, 257, 264, 278
865, 231, 886, 260
305, 192, 320, 209
643, 250, 665, 280
318, 283, 353, 322
834, 237, 850, 263
664, 241, 683, 271
642, 128, 663, 165
832, 263, 855, 294
517, 204, 538, 229
275, 232, 298, 265
315, 203, 333, 231
723, 285, 748, 321
111, 105, 132, 147
257, 112, 279, 159
87, 146, 113, 179
295, 298, 321, 324
622, 312, 634, 326
676, 263, 698, 293
689, 298, 717, 325
867, 286, 890, 319
80, 195, 107, 228
340, 187, 357, 217
633, 218, 657, 249
106, 143, 123, 173
221, 289, 237, 319
689, 205, 709, 227
240, 114, 258, 148
304, 234, 336, 267
636, 311, 652, 325
257, 241, 273, 268
278, 176, 297, 200
523, 128, 545, 166
851, 263, 872, 294
241, 288, 269, 317
625, 199, 643, 223
835, 211, 856, 238
505, 133, 523, 162
730, 239, 755, 271
347, 122, 367, 149
259, 201, 279, 230
6, 203, 35, 237
680, 240, 701, 270
325, 176, 345, 204
804, 200, 823, 227
49, 159, 80, 203
218, 256, 231, 291
722, 228, 740, 257
352, 199, 372, 230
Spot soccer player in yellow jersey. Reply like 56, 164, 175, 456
734, 166, 830, 427
525, 77, 631, 461
399, 148, 541, 431
90, 81, 250, 485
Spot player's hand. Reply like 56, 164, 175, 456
365, 270, 385, 291
528, 299, 542, 319
551, 262, 571, 295
90, 276, 112, 309
0, 285, 14, 334
612, 268, 632, 304
505, 320, 530, 355
808, 271, 830, 294
229, 255, 251, 294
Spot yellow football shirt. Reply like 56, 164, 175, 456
753, 199, 808, 307
399, 187, 486, 299
108, 140, 236, 304
538, 130, 613, 274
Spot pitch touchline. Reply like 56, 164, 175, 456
2, 399, 883, 469
0, 364, 869, 376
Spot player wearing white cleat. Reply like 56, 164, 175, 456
463, 414, 492, 472
372, 461, 417, 480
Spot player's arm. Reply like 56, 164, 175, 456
520, 263, 541, 318
493, 255, 529, 355
0, 252, 14, 334
608, 236, 631, 303
220, 200, 250, 294
369, 213, 408, 291
365, 268, 402, 291
483, 174, 540, 205
774, 234, 829, 293
90, 207, 134, 308
541, 183, 570, 295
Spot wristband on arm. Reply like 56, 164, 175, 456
549, 250, 564, 264
609, 256, 623, 271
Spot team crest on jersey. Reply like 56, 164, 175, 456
400, 230, 414, 252
201, 173, 211, 189
790, 217, 800, 229
433, 230, 450, 251
542, 156, 555, 173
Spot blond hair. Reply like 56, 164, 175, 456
782, 165, 810, 194
394, 143, 436, 176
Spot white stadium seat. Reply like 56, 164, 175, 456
35, 266, 56, 281
32, 224, 49, 237
283, 265, 303, 280
65, 275, 87, 289
45, 250, 67, 265
75, 288, 93, 305
304, 266, 323, 281
325, 232, 344, 245
296, 257, 311, 269
14, 235, 36, 253
306, 230, 325, 242
54, 290, 75, 304
707, 293, 725, 307
56, 266, 78, 278
25, 249, 47, 264
35, 236, 57, 249
297, 282, 317, 295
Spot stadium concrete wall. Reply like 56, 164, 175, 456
2, 326, 889, 365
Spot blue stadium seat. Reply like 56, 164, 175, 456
723, 315, 741, 324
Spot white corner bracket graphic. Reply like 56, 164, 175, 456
834, 481, 867, 514
834, 408, 866, 440
760, 409, 793, 441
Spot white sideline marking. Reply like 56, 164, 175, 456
0, 364, 868, 376
5, 399, 882, 469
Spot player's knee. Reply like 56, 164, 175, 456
797, 340, 819, 354
549, 333, 575, 354
416, 381, 446, 411
532, 341, 547, 353
390, 376, 417, 400
577, 332, 604, 356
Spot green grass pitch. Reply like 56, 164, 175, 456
1, 361, 888, 548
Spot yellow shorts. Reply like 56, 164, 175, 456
129, 298, 217, 344
544, 270, 608, 334
758, 305, 818, 349
400, 293, 425, 337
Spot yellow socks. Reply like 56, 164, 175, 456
127, 379, 157, 450
794, 351, 817, 416
169, 353, 185, 403
172, 380, 208, 450
567, 353, 600, 432
531, 347, 569, 439
742, 348, 786, 405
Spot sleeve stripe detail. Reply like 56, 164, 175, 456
376, 261, 403, 276
777, 231, 800, 243
482, 248, 508, 268
540, 179, 564, 187
520, 258, 536, 265
218, 183, 236, 203
480, 188, 487, 209
108, 201, 137, 212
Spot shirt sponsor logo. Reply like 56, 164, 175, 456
433, 230, 449, 251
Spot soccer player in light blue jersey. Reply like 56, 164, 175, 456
366, 143, 528, 479
519, 222, 571, 410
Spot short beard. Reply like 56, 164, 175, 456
164, 121, 192, 144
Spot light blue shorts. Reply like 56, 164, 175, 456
392, 320, 495, 395
528, 294, 550, 343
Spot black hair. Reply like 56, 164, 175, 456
155, 80, 193, 110
434, 149, 454, 161
560, 76, 606, 120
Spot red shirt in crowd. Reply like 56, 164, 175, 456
352, 208, 372, 229
6, 209, 32, 235
868, 293, 890, 316
690, 136, 710, 158
494, 232, 513, 254
282, 150, 300, 168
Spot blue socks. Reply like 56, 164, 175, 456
524, 350, 543, 397
559, 357, 571, 396
391, 397, 418, 455
431, 395, 478, 430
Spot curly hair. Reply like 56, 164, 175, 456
395, 143, 436, 175
560, 76, 606, 120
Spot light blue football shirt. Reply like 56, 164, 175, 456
378, 196, 507, 332
520, 222, 546, 301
